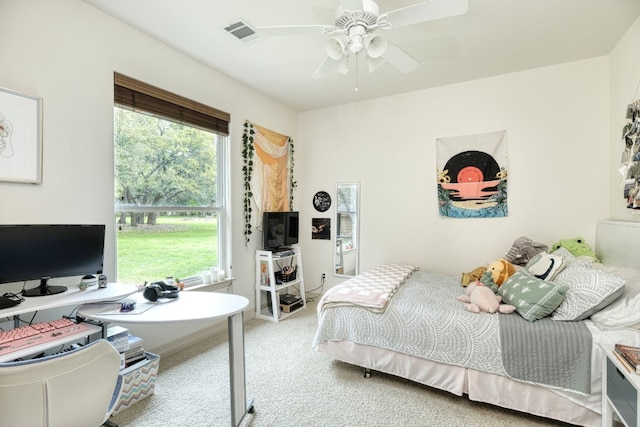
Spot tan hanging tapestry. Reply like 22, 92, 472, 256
242, 121, 295, 245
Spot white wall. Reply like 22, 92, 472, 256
1, 0, 638, 352
0, 0, 296, 352
297, 58, 611, 289
609, 16, 640, 221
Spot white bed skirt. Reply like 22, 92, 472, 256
317, 340, 601, 427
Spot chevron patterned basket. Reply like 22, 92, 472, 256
113, 352, 160, 415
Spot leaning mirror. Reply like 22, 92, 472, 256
334, 183, 360, 277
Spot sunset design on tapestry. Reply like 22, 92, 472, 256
436, 131, 508, 218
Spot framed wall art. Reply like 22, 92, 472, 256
313, 191, 331, 212
0, 87, 43, 183
312, 218, 331, 240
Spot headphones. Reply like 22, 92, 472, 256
143, 281, 180, 301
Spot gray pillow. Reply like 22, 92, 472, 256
551, 265, 625, 321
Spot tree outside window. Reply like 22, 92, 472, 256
114, 107, 223, 285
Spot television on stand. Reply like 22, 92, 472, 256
262, 211, 299, 252
0, 224, 106, 297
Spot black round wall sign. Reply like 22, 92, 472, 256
313, 191, 332, 212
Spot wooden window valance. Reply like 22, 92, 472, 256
114, 73, 230, 136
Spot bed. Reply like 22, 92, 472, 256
312, 220, 640, 427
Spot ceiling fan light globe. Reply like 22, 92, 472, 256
325, 36, 347, 60
364, 33, 387, 58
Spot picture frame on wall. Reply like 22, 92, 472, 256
0, 87, 43, 184
312, 218, 331, 240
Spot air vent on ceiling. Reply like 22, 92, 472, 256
224, 19, 259, 43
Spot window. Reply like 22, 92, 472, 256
113, 73, 230, 286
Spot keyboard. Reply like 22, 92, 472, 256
0, 318, 101, 360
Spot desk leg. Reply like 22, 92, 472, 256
228, 311, 253, 427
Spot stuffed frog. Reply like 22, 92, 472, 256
551, 237, 599, 262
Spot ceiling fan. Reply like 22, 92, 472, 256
249, 0, 469, 80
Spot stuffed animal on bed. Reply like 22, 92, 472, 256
456, 281, 516, 314
503, 236, 548, 266
551, 237, 599, 262
461, 259, 515, 288
460, 266, 487, 286
487, 258, 516, 286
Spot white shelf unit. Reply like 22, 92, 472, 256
255, 247, 306, 322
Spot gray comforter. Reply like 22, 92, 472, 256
313, 270, 592, 395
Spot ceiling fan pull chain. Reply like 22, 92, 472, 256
355, 55, 359, 92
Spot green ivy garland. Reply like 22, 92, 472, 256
242, 122, 255, 247
242, 122, 296, 247
288, 137, 297, 208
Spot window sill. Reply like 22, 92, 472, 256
185, 277, 235, 292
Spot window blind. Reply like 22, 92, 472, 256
114, 73, 229, 136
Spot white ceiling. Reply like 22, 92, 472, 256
83, 0, 640, 112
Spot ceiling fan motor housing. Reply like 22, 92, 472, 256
335, 0, 380, 31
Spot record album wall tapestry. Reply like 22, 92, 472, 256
436, 130, 508, 218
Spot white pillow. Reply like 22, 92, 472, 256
525, 252, 566, 280
589, 264, 640, 329
551, 264, 625, 321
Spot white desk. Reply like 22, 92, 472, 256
77, 291, 252, 427
0, 283, 136, 319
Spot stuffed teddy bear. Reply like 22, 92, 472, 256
456, 281, 516, 314
551, 237, 599, 262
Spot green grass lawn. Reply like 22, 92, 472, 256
116, 215, 218, 284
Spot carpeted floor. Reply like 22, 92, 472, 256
110, 298, 576, 427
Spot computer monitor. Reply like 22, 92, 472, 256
0, 224, 106, 297
262, 211, 299, 250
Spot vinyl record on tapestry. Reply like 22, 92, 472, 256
443, 150, 501, 183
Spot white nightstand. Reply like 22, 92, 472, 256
601, 343, 640, 427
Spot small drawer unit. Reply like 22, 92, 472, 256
607, 358, 638, 427
602, 344, 640, 427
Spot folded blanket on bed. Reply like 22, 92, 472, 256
318, 264, 418, 313
500, 314, 592, 395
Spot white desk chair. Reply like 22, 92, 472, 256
0, 339, 122, 427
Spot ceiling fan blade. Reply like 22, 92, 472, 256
381, 43, 419, 73
367, 56, 386, 73
312, 56, 337, 79
340, 0, 365, 11
256, 24, 336, 37
386, 0, 469, 29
